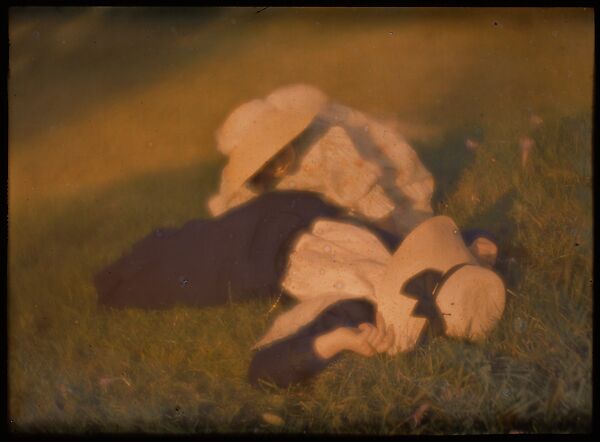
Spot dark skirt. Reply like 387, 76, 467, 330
94, 191, 344, 309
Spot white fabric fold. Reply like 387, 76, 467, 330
254, 219, 391, 349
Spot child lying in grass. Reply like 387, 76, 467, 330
95, 189, 504, 388
207, 84, 435, 237
247, 214, 503, 387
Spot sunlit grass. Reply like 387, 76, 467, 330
8, 112, 593, 434
8, 7, 593, 434
8, 7, 593, 208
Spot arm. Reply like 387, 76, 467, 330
249, 299, 373, 387
314, 314, 395, 359
248, 300, 394, 388
248, 332, 335, 388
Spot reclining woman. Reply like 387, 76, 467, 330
95, 140, 504, 388
207, 84, 436, 237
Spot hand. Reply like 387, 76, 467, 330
469, 237, 498, 267
313, 312, 395, 360
400, 176, 434, 204
343, 312, 395, 357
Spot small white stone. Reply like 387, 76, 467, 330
324, 245, 332, 253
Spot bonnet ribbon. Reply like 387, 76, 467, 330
401, 262, 470, 346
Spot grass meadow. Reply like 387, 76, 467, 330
8, 7, 594, 434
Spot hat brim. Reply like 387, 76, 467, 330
221, 107, 318, 193
218, 84, 328, 197
376, 216, 479, 354
436, 265, 506, 341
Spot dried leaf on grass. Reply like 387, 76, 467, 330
262, 412, 284, 426
98, 376, 132, 389
402, 402, 431, 428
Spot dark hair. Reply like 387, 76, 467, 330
247, 144, 297, 192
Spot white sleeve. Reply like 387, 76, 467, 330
281, 220, 390, 301
339, 107, 435, 210
375, 123, 434, 208
354, 185, 396, 220
319, 127, 380, 206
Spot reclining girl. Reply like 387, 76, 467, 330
207, 84, 436, 237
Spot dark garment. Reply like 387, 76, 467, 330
94, 190, 399, 310
248, 299, 376, 388
94, 189, 496, 387
95, 191, 346, 309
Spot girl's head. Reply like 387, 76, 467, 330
214, 84, 326, 197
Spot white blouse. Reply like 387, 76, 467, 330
281, 219, 392, 301
212, 103, 435, 236
254, 218, 394, 350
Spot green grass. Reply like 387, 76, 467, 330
9, 113, 593, 434
8, 7, 593, 434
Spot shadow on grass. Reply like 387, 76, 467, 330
464, 189, 523, 290
415, 126, 479, 209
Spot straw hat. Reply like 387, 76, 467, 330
215, 84, 328, 200
377, 216, 506, 355
253, 216, 506, 353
